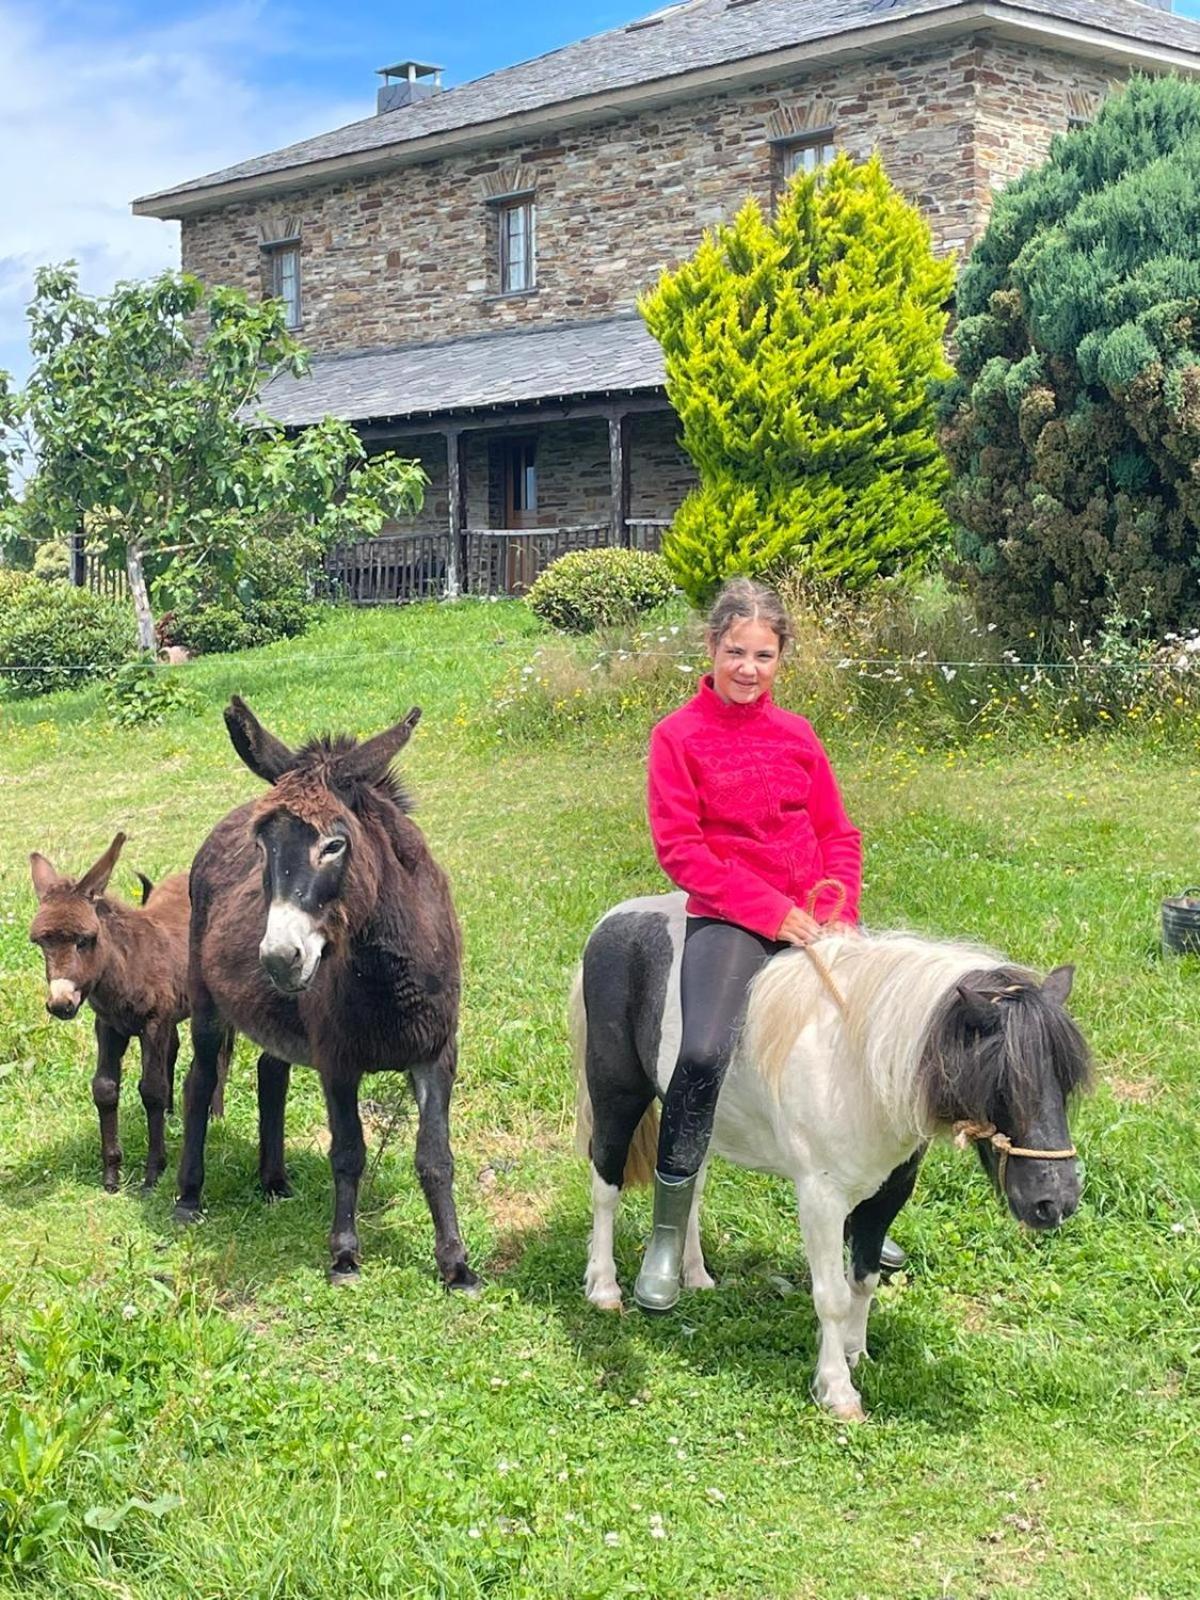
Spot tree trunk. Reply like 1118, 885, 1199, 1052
126, 542, 156, 654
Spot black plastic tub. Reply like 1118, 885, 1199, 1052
1162, 890, 1200, 957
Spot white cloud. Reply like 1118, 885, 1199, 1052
0, 0, 365, 384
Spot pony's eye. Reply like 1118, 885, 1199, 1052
320, 838, 347, 862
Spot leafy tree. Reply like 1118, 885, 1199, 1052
942, 75, 1200, 645
641, 154, 955, 606
0, 266, 425, 649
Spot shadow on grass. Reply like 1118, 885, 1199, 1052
485, 1196, 988, 1435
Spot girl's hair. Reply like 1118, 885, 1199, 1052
706, 578, 794, 652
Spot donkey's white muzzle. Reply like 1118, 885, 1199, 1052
260, 902, 327, 994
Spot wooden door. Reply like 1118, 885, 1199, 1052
503, 439, 538, 593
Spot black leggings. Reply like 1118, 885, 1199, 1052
657, 917, 789, 1179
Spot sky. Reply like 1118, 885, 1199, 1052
2, 0, 1200, 387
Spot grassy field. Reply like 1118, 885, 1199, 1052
1, 601, 1198, 1600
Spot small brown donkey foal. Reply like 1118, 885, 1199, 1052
175, 697, 476, 1289
29, 834, 227, 1192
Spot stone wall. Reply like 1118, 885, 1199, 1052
974, 38, 1119, 196
182, 35, 997, 356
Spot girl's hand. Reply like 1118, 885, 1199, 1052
777, 906, 823, 946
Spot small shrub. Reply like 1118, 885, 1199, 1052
162, 593, 313, 656
0, 576, 133, 698
526, 548, 676, 634
104, 659, 199, 727
32, 542, 71, 584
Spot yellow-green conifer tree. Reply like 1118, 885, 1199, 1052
641, 154, 954, 605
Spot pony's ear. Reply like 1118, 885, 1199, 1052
340, 707, 422, 785
1042, 965, 1075, 1006
224, 696, 296, 784
29, 852, 62, 901
77, 833, 126, 899
955, 979, 1005, 1034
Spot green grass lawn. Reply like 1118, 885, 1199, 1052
1, 602, 1198, 1599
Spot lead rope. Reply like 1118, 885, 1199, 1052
802, 878, 850, 1016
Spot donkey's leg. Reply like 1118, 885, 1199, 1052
165, 1028, 179, 1118
174, 991, 226, 1222
409, 1050, 477, 1292
586, 1078, 654, 1310
137, 1020, 175, 1191
323, 1071, 367, 1283
682, 1162, 715, 1291
93, 1020, 130, 1193
844, 1151, 923, 1369
257, 1054, 293, 1199
795, 1177, 863, 1421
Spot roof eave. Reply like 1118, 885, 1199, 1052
132, 2, 1200, 221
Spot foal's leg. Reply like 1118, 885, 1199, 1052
165, 1028, 179, 1117
682, 1162, 715, 1291
409, 1049, 477, 1292
257, 1054, 293, 1199
174, 991, 226, 1222
323, 1071, 366, 1283
137, 1019, 175, 1190
844, 1151, 923, 1369
93, 1020, 130, 1193
794, 1177, 863, 1421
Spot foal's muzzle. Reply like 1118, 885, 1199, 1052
46, 980, 83, 1019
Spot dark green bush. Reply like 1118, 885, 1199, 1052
163, 593, 313, 656
943, 75, 1200, 644
526, 548, 676, 633
0, 573, 134, 697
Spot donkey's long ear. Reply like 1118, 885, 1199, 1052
955, 978, 1005, 1034
341, 707, 422, 784
30, 852, 62, 902
224, 696, 296, 784
1042, 965, 1075, 1005
77, 833, 126, 899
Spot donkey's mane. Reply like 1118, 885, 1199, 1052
280, 734, 414, 816
745, 931, 1065, 1141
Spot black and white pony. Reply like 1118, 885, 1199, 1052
573, 893, 1089, 1421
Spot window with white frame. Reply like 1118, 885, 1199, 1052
780, 133, 837, 181
265, 242, 301, 328
498, 198, 535, 294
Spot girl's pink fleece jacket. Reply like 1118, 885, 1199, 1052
647, 676, 862, 941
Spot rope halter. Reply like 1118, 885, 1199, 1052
953, 1120, 1078, 1193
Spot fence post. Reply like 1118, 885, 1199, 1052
70, 522, 86, 588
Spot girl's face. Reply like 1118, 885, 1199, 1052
709, 616, 782, 705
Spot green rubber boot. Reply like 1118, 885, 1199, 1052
634, 1171, 698, 1314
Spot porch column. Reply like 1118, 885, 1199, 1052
446, 427, 468, 598
70, 521, 86, 588
608, 411, 631, 548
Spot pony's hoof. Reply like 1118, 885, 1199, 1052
683, 1264, 716, 1291
589, 1293, 624, 1313
173, 1202, 202, 1226
828, 1399, 867, 1423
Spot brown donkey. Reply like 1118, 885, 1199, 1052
175, 697, 477, 1289
28, 835, 228, 1191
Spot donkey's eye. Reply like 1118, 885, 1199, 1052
75, 935, 95, 951
320, 838, 347, 862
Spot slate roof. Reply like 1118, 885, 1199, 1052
250, 315, 666, 426
136, 0, 1200, 212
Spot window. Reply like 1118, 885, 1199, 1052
780, 134, 837, 181
266, 243, 301, 328
499, 199, 535, 294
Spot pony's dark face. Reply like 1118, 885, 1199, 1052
940, 966, 1088, 1230
253, 809, 351, 995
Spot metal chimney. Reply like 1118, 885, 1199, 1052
377, 61, 444, 113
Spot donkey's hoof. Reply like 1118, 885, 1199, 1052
261, 1176, 294, 1201
103, 1176, 121, 1195
141, 1167, 165, 1193
329, 1263, 361, 1288
173, 1201, 203, 1226
446, 1264, 481, 1296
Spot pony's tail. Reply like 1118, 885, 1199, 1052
570, 964, 659, 1188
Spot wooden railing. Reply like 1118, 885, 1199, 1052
83, 551, 129, 602
323, 518, 673, 605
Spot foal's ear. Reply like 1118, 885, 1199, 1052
955, 978, 1004, 1034
29, 852, 61, 902
1042, 965, 1075, 1005
224, 696, 297, 784
340, 706, 422, 784
77, 833, 126, 899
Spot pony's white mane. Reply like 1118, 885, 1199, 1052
745, 931, 1012, 1140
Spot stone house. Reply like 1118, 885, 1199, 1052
135, 0, 1200, 599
